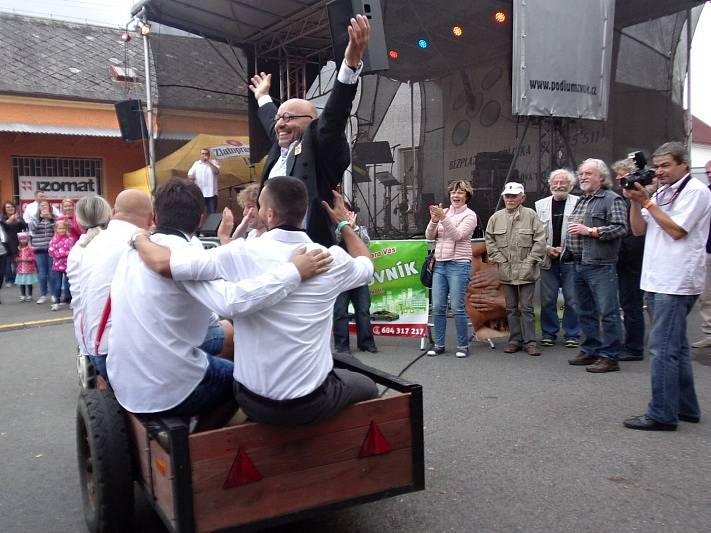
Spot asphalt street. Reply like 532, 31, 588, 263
1, 282, 711, 533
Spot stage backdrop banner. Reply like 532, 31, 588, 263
512, 0, 615, 120
356, 239, 430, 338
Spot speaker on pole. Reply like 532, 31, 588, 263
114, 99, 148, 142
199, 212, 224, 237
327, 0, 389, 74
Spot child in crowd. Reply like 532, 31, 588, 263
15, 232, 38, 302
48, 219, 76, 310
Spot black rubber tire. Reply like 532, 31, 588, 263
76, 389, 134, 533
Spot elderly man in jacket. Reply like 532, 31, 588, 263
486, 182, 547, 356
535, 169, 580, 348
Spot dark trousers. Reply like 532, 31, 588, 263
204, 196, 218, 214
234, 368, 378, 426
333, 285, 376, 352
617, 267, 645, 357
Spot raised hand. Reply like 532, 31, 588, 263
249, 72, 272, 100
344, 14, 370, 69
321, 190, 349, 224
217, 207, 234, 244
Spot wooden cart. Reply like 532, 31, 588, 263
76, 354, 424, 532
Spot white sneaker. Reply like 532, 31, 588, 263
24, 296, 33, 302
455, 347, 470, 358
50, 303, 60, 311
18, 295, 25, 302
692, 337, 711, 349
36, 295, 48, 304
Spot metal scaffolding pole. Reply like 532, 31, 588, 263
139, 8, 157, 194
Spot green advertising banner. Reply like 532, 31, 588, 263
355, 239, 430, 338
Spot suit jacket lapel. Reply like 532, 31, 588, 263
285, 142, 300, 176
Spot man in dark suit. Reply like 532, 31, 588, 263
249, 14, 370, 247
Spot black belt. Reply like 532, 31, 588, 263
236, 374, 330, 407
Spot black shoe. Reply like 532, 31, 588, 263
679, 414, 700, 423
358, 345, 379, 353
618, 353, 644, 361
427, 346, 445, 357
334, 348, 351, 356
623, 415, 676, 431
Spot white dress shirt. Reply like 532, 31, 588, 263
187, 159, 220, 197
23, 201, 61, 223
640, 175, 711, 295
107, 232, 301, 413
169, 228, 374, 400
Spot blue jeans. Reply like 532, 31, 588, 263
646, 293, 699, 424
35, 250, 53, 296
50, 270, 70, 303
540, 261, 579, 341
432, 260, 471, 348
617, 267, 645, 357
573, 263, 623, 359
153, 356, 235, 418
204, 196, 218, 214
333, 285, 376, 352
198, 322, 226, 355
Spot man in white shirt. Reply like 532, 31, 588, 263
187, 148, 220, 214
109, 178, 329, 421
249, 14, 370, 247
134, 176, 378, 425
69, 190, 153, 378
23, 190, 60, 223
622, 142, 711, 431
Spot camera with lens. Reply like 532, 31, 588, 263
619, 151, 655, 190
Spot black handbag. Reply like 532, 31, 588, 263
420, 250, 436, 288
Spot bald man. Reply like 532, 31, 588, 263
73, 190, 156, 377
249, 15, 370, 246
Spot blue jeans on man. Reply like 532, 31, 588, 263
539, 261, 579, 342
35, 250, 53, 297
573, 263, 623, 359
646, 292, 700, 424
204, 196, 218, 214
333, 284, 377, 353
432, 260, 471, 348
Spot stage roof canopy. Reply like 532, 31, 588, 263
131, 0, 704, 82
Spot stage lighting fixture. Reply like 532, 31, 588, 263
418, 39, 429, 49
452, 26, 463, 37
388, 50, 400, 60
495, 11, 507, 24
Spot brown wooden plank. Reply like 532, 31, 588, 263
191, 418, 412, 493
194, 447, 414, 533
189, 393, 411, 463
149, 439, 176, 525
126, 415, 150, 485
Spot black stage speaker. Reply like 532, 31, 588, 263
327, 0, 389, 74
114, 99, 148, 142
199, 212, 223, 237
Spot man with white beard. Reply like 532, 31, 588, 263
535, 169, 580, 348
566, 159, 628, 373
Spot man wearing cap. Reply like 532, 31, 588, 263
566, 159, 627, 373
485, 182, 546, 356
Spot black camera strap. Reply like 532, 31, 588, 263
652, 174, 693, 207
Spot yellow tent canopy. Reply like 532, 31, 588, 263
123, 134, 265, 197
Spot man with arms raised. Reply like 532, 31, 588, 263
110, 178, 328, 423
249, 15, 370, 246
134, 176, 378, 425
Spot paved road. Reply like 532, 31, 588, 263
1, 283, 711, 533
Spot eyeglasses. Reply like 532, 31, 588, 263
274, 113, 313, 123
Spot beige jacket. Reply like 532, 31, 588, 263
484, 206, 547, 285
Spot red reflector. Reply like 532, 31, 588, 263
223, 448, 262, 489
358, 420, 392, 457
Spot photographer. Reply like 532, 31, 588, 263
622, 142, 711, 431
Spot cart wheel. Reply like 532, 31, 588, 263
76, 389, 134, 533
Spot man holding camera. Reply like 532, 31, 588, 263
622, 142, 711, 431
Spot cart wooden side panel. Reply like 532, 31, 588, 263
189, 394, 414, 532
